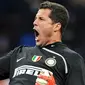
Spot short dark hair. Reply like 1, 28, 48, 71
39, 1, 69, 34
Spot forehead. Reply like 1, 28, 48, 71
36, 9, 51, 18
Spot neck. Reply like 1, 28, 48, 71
46, 32, 62, 46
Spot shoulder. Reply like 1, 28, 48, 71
18, 45, 39, 54
61, 45, 85, 71
64, 46, 82, 58
63, 45, 84, 64
21, 45, 36, 51
9, 45, 38, 54
57, 43, 83, 61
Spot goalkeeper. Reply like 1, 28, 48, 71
0, 1, 85, 85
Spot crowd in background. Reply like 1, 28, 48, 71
0, 0, 85, 59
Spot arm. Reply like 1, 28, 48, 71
0, 53, 10, 79
0, 52, 11, 85
0, 46, 21, 80
65, 54, 85, 85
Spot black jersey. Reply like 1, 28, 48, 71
0, 42, 85, 85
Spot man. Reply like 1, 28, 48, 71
0, 1, 85, 85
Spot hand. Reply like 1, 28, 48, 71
35, 73, 56, 85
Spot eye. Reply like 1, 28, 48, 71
39, 17, 45, 21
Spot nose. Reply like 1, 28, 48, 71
33, 19, 38, 26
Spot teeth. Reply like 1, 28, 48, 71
35, 37, 38, 40
35, 38, 37, 40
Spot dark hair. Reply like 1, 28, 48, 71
39, 1, 69, 34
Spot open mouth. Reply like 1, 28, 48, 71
34, 29, 39, 37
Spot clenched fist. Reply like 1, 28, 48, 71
35, 71, 56, 85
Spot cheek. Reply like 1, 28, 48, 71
41, 28, 52, 37
39, 23, 53, 36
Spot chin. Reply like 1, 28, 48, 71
36, 42, 43, 47
36, 42, 41, 46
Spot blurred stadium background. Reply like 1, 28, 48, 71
0, 0, 85, 60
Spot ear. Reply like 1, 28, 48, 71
53, 22, 61, 32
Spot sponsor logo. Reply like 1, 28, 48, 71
32, 55, 42, 62
13, 65, 52, 78
45, 58, 56, 67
